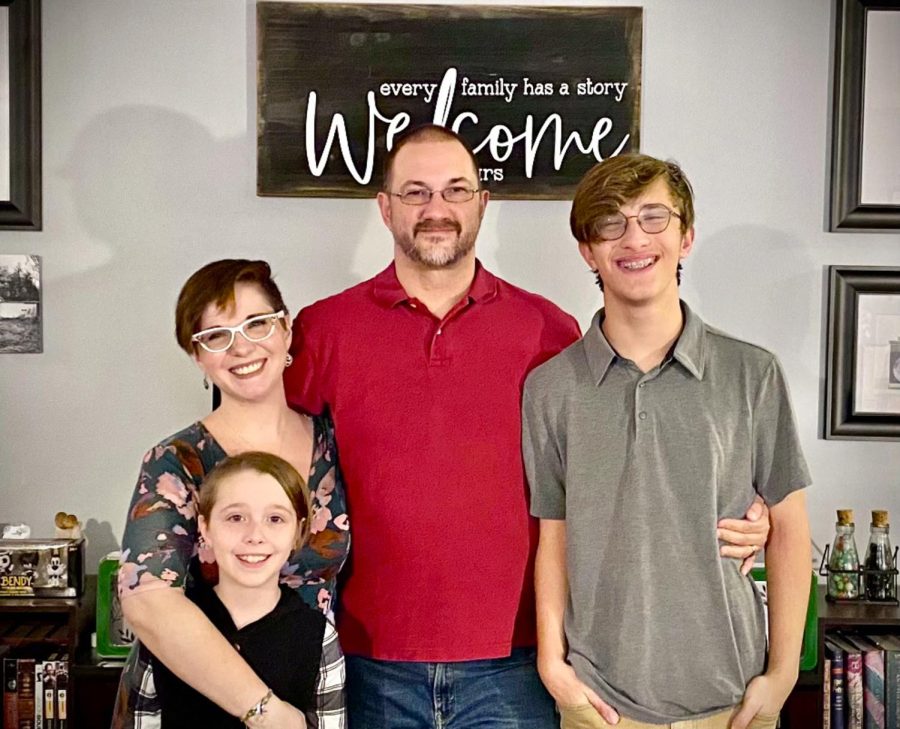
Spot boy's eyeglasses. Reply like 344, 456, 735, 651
192, 311, 286, 353
592, 204, 682, 242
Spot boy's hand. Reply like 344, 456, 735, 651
538, 658, 620, 724
718, 495, 770, 575
729, 672, 791, 729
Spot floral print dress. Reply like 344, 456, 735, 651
111, 413, 349, 729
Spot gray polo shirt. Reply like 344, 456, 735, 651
522, 302, 811, 723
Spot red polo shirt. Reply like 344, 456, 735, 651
285, 262, 580, 661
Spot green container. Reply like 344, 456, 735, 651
96, 552, 135, 658
751, 567, 818, 672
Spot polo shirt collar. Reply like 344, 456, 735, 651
672, 301, 706, 380
583, 309, 617, 385
372, 259, 499, 308
582, 300, 707, 385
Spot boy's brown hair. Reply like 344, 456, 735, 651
570, 153, 695, 244
198, 451, 312, 548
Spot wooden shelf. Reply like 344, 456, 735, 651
781, 584, 900, 728
1, 576, 98, 727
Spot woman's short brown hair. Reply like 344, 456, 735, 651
175, 259, 288, 354
198, 451, 312, 548
570, 154, 695, 244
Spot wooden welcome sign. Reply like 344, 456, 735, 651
257, 3, 642, 199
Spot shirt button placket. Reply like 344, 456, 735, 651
636, 378, 649, 433
430, 323, 447, 364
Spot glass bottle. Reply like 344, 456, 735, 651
864, 509, 896, 602
828, 508, 860, 600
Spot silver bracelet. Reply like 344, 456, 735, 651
241, 688, 274, 725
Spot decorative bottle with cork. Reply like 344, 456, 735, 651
828, 508, 860, 600
864, 509, 896, 602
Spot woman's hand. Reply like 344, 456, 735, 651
244, 695, 307, 728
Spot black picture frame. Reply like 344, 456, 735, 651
824, 266, 900, 440
829, 0, 900, 231
0, 0, 41, 231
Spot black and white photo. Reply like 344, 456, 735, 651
0, 253, 41, 353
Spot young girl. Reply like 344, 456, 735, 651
150, 452, 346, 728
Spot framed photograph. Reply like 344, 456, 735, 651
0, 0, 41, 230
824, 266, 900, 439
829, 0, 900, 231
0, 253, 41, 353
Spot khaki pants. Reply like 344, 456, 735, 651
558, 705, 780, 729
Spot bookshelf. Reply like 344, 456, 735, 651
781, 584, 900, 728
1, 576, 105, 727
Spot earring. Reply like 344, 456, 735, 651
198, 535, 209, 549
203, 375, 210, 390
285, 353, 294, 368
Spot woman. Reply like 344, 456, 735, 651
113, 260, 349, 728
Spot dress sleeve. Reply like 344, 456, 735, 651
307, 619, 346, 729
118, 442, 201, 598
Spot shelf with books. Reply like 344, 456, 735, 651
1, 576, 95, 728
779, 584, 900, 729
816, 585, 900, 729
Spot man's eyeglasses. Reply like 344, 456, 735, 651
390, 186, 479, 206
592, 204, 682, 242
191, 311, 286, 353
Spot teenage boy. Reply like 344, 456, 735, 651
522, 154, 812, 729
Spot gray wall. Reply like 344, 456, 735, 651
1, 0, 898, 569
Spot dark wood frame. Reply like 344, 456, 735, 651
0, 0, 41, 230
829, 0, 900, 231
824, 266, 900, 439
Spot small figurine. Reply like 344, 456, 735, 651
46, 550, 67, 588
16, 550, 39, 580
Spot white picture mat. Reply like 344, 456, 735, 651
854, 293, 900, 414
860, 11, 900, 205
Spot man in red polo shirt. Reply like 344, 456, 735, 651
285, 125, 767, 729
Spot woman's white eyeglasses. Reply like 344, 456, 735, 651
191, 311, 286, 353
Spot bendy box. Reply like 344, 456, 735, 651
0, 538, 85, 598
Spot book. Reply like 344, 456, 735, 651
826, 638, 847, 729
55, 660, 68, 729
3, 655, 18, 729
40, 654, 61, 729
869, 634, 900, 729
847, 635, 885, 729
832, 634, 864, 729
16, 657, 36, 729
824, 654, 832, 729
33, 657, 43, 729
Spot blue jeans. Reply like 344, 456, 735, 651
346, 648, 557, 729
